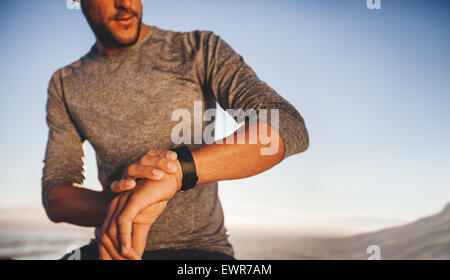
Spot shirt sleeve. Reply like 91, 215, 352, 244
41, 70, 85, 217
202, 32, 309, 158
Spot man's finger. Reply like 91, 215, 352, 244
99, 243, 112, 260
116, 199, 143, 255
139, 155, 176, 174
107, 193, 130, 254
120, 243, 142, 260
102, 196, 119, 235
138, 155, 178, 174
100, 234, 127, 260
145, 148, 162, 156
110, 196, 145, 260
146, 149, 178, 161
161, 150, 178, 161
127, 163, 165, 180
110, 179, 136, 193
101, 194, 131, 259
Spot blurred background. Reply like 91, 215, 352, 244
0, 0, 449, 259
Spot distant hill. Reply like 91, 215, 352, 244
302, 203, 450, 259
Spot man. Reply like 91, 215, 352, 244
42, 0, 309, 260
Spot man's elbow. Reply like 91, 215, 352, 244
298, 126, 310, 153
46, 197, 63, 224
42, 183, 64, 223
283, 121, 309, 158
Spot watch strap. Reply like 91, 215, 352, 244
169, 145, 198, 192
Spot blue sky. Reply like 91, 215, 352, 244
0, 0, 449, 233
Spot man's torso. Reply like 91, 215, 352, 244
57, 25, 234, 256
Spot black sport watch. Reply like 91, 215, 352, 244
169, 145, 199, 192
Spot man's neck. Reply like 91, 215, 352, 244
95, 23, 150, 56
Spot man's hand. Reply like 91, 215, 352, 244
110, 149, 180, 193
99, 174, 179, 260
100, 148, 183, 260
99, 188, 168, 260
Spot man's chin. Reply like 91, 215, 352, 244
116, 36, 140, 47
104, 31, 138, 47
110, 27, 141, 47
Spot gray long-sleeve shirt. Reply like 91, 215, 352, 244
41, 25, 309, 256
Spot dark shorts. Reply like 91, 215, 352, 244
62, 240, 235, 260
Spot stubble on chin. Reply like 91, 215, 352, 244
93, 15, 142, 48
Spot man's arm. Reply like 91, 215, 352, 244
42, 70, 109, 226
46, 182, 110, 226
192, 120, 285, 185
202, 31, 309, 159
43, 70, 181, 229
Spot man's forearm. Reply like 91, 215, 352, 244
192, 121, 285, 185
47, 182, 111, 227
